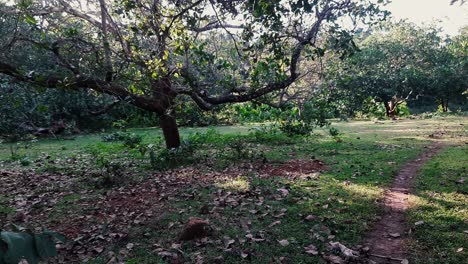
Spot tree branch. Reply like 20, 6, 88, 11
89, 100, 121, 116
0, 61, 165, 114
99, 0, 114, 82
182, 1, 334, 109
191, 22, 243, 33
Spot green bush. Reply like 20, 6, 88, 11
101, 132, 143, 148
329, 127, 340, 137
279, 120, 313, 136
395, 102, 411, 117
152, 141, 196, 169
186, 128, 222, 146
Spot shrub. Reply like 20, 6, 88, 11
186, 128, 222, 146
101, 132, 143, 148
153, 141, 196, 169
329, 127, 340, 137
395, 102, 411, 117
279, 120, 313, 136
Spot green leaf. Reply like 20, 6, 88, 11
18, 0, 33, 9
0, 231, 39, 264
33, 234, 57, 259
11, 224, 29, 233
42, 231, 66, 243
0, 240, 7, 264
24, 14, 37, 26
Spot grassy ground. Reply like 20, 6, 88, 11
0, 115, 466, 263
407, 145, 468, 264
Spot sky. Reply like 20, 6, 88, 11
3, 0, 467, 35
384, 0, 468, 35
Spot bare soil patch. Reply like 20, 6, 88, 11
363, 142, 444, 263
261, 159, 327, 178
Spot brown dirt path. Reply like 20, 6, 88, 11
363, 142, 444, 263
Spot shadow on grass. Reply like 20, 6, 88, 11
406, 146, 467, 264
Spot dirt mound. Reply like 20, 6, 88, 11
178, 217, 212, 241
261, 159, 327, 178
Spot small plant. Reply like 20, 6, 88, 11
91, 161, 126, 188
0, 225, 65, 264
187, 128, 221, 146
152, 141, 196, 169
36, 164, 66, 174
227, 139, 249, 159
112, 119, 128, 131
101, 132, 143, 149
279, 120, 313, 136
19, 157, 31, 166
8, 143, 24, 161
329, 127, 343, 142
329, 127, 340, 138
148, 144, 158, 168
248, 125, 293, 144
122, 133, 143, 149
102, 131, 124, 142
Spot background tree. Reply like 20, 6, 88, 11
325, 22, 443, 118
0, 0, 386, 148
426, 39, 467, 112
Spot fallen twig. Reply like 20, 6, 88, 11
369, 253, 405, 262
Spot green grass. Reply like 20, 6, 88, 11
0, 116, 466, 263
120, 134, 429, 263
0, 195, 15, 216
407, 145, 468, 264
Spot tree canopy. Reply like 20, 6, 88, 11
323, 22, 468, 118
0, 0, 387, 147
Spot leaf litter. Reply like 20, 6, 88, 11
0, 157, 379, 263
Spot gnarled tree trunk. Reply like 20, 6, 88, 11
159, 113, 181, 149
383, 101, 397, 119
153, 77, 181, 149
440, 98, 449, 112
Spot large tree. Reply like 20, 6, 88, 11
325, 22, 444, 118
0, 0, 385, 147
427, 32, 467, 112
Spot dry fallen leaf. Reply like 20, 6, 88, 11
304, 244, 318, 255
277, 188, 289, 197
269, 220, 281, 227
171, 243, 182, 250
245, 233, 265, 242
305, 214, 316, 221
323, 255, 344, 264
278, 239, 289, 246
223, 238, 235, 248
329, 242, 359, 259
126, 243, 134, 250
93, 246, 104, 253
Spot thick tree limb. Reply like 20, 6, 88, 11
182, 1, 334, 109
0, 61, 164, 114
191, 22, 243, 33
99, 0, 114, 81
56, 0, 118, 34
89, 100, 121, 116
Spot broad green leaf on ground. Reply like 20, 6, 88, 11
0, 231, 38, 264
